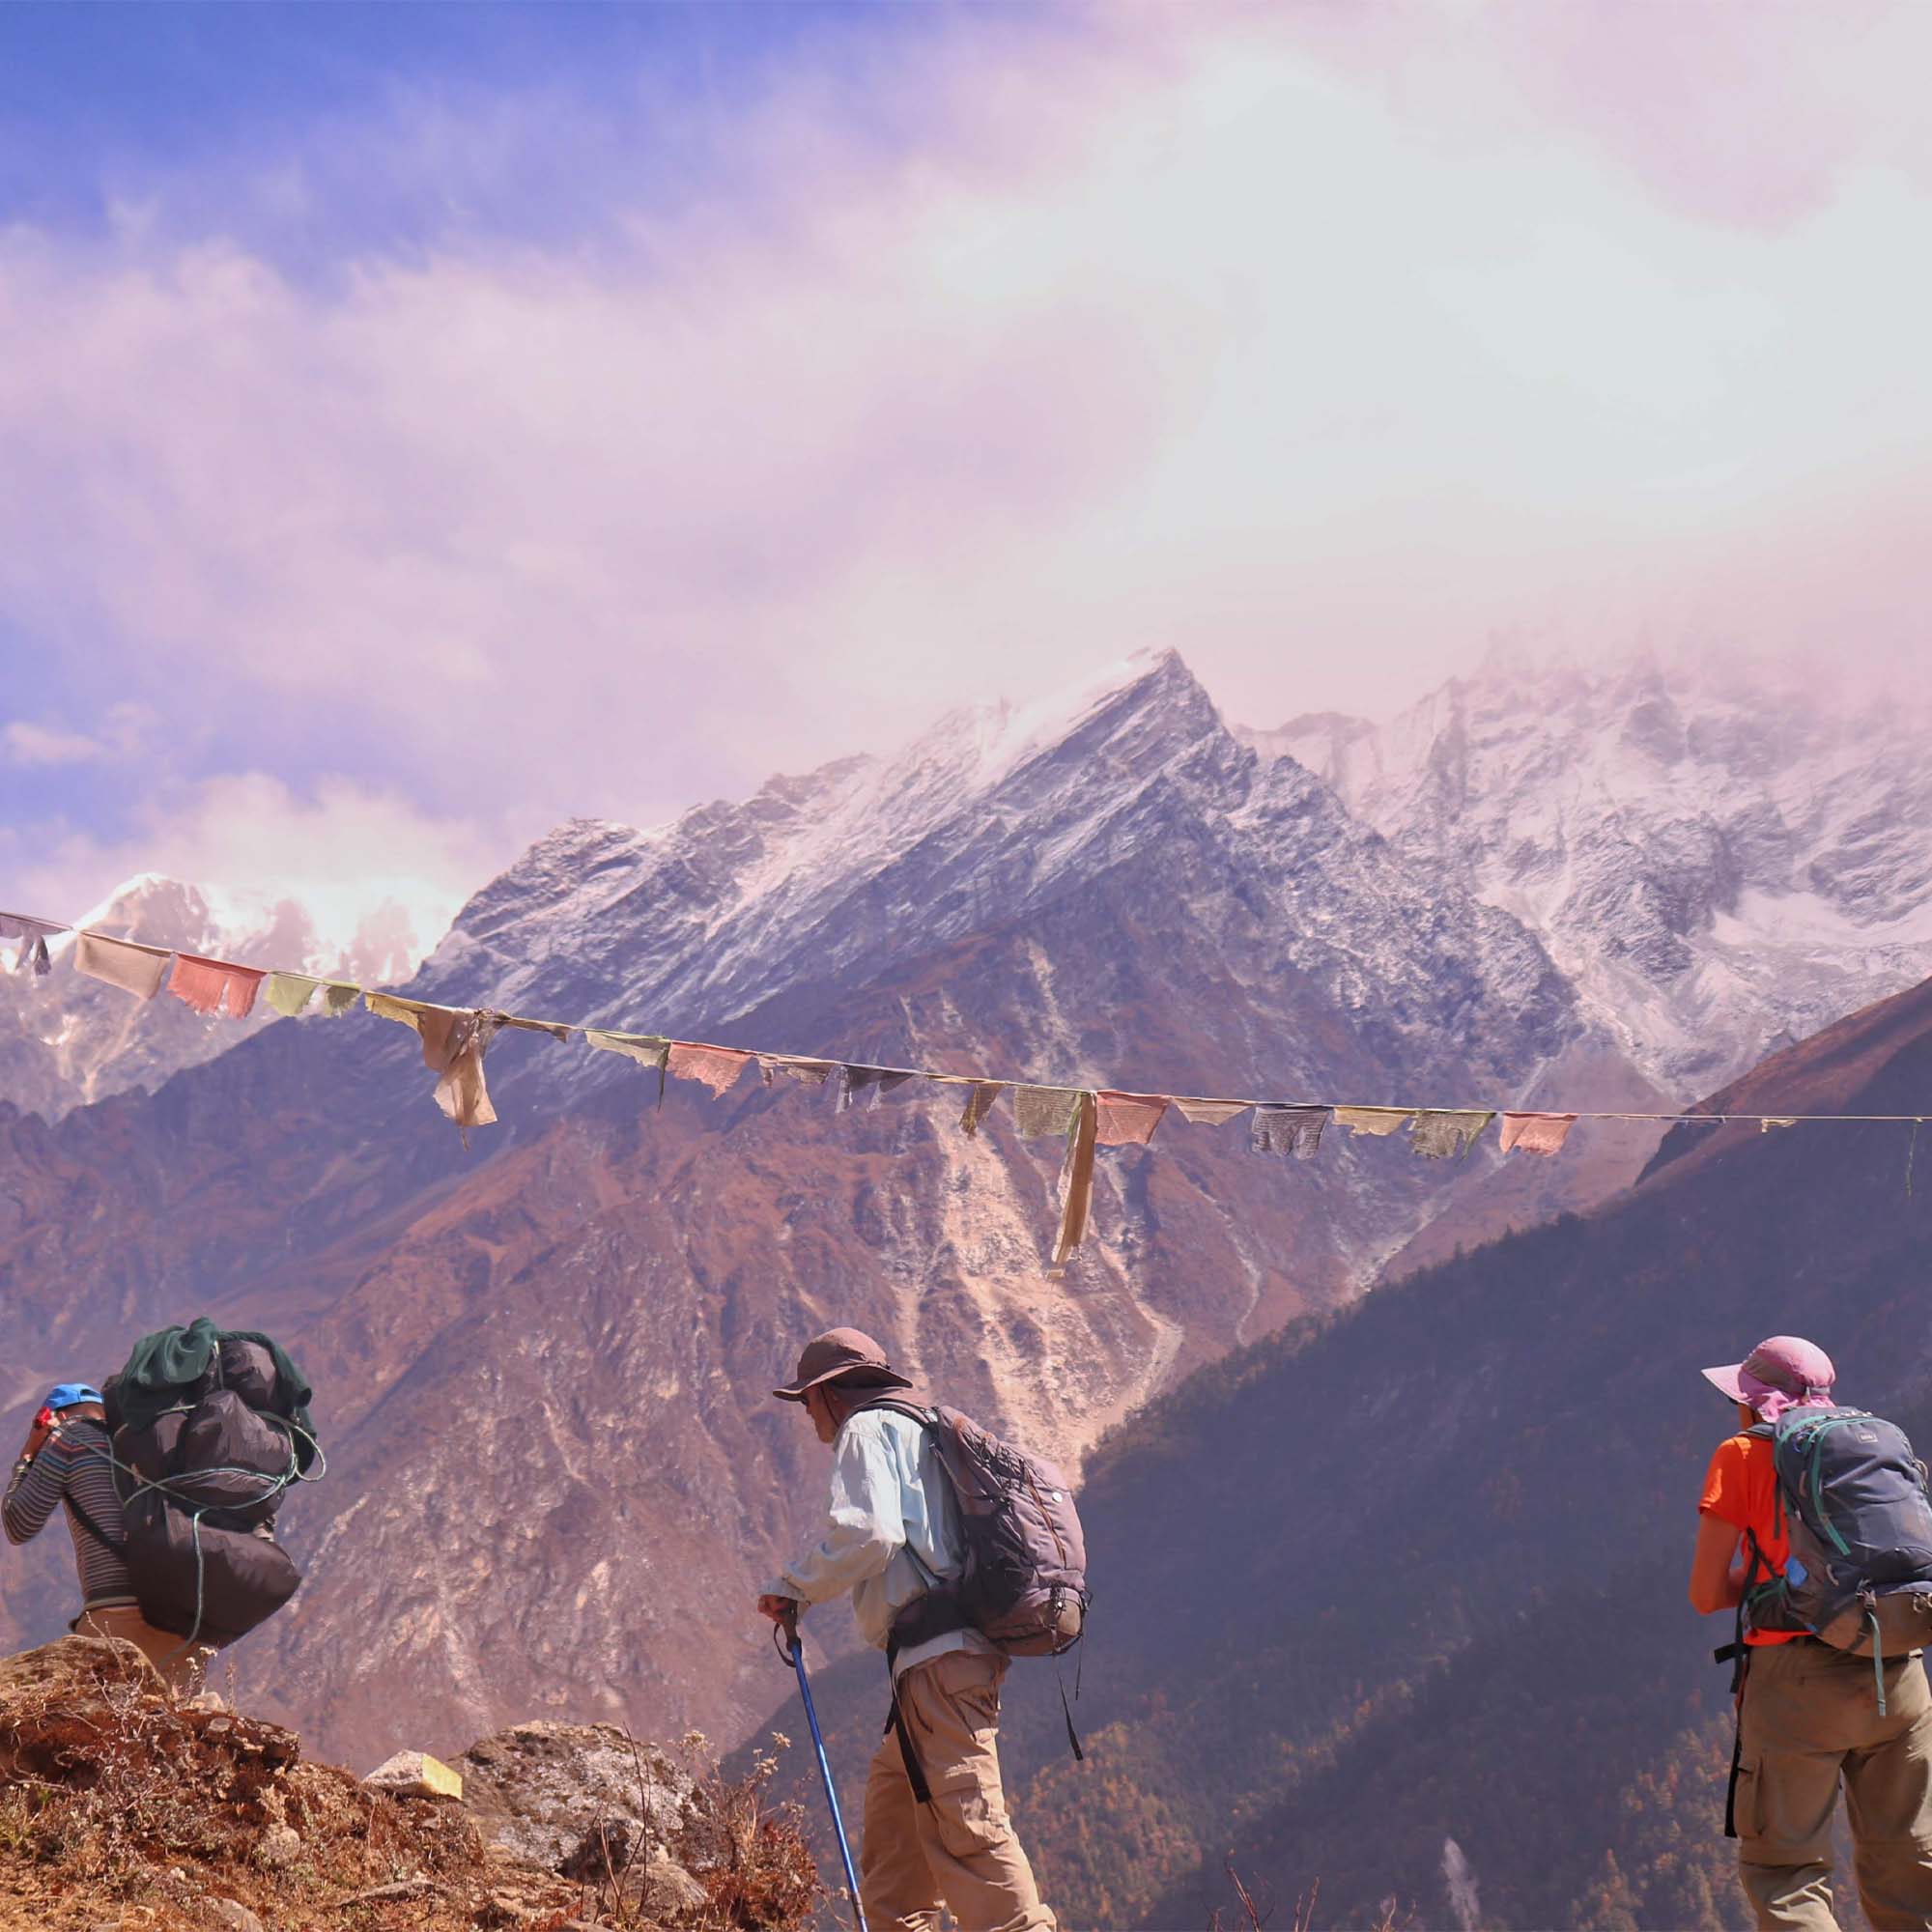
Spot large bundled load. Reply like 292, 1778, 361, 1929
102, 1318, 321, 1646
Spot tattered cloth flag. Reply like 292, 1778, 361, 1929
1251, 1104, 1331, 1158
583, 1028, 670, 1105
1408, 1110, 1494, 1159
1052, 1092, 1099, 1268
366, 994, 500, 1132
1095, 1091, 1168, 1146
1498, 1112, 1578, 1156
73, 931, 173, 1001
1760, 1116, 1800, 1133
760, 1054, 834, 1088
668, 1042, 753, 1098
1170, 1096, 1248, 1126
264, 972, 361, 1019
0, 912, 60, 977
959, 1081, 1004, 1136
497, 1013, 573, 1040
837, 1065, 915, 1112
167, 952, 267, 1021
1012, 1086, 1084, 1139
1335, 1106, 1414, 1138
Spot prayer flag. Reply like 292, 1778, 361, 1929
1013, 1086, 1082, 1138
1170, 1097, 1248, 1126
265, 972, 319, 1018
1095, 1091, 1167, 1146
668, 1042, 753, 1097
583, 1028, 669, 1107
836, 1065, 915, 1112
1408, 1109, 1494, 1159
167, 952, 267, 1021
1052, 1093, 1098, 1267
760, 1055, 834, 1087
1335, 1106, 1414, 1137
1760, 1116, 1800, 1133
959, 1081, 1005, 1136
1250, 1105, 1331, 1158
583, 1029, 669, 1069
1498, 1112, 1578, 1156
265, 973, 363, 1019
0, 912, 60, 978
73, 931, 173, 1001
498, 1013, 573, 1039
367, 995, 499, 1132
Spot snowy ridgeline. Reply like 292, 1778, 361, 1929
11, 648, 1932, 1120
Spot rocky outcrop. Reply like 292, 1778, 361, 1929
458, 1721, 695, 1869
0, 1635, 814, 1930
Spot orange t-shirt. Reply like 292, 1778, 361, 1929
1700, 1432, 1803, 1646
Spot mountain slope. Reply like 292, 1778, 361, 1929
1, 653, 1605, 1770
0, 874, 429, 1122
1264, 653, 1932, 1094
737, 971, 1932, 1929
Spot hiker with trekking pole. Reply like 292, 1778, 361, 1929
757, 1326, 1083, 1932
1691, 1335, 1932, 1929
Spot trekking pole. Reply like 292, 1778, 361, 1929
779, 1606, 868, 1932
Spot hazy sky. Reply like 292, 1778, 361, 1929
2, 1, 1929, 956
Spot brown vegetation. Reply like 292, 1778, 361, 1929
0, 1636, 817, 1932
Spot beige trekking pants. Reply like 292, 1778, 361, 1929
1735, 1637, 1932, 1930
860, 1650, 1056, 1932
76, 1605, 216, 1697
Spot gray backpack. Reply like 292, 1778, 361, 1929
1745, 1406, 1932, 1671
867, 1401, 1087, 1657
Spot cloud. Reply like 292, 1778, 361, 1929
4, 722, 107, 767
2, 703, 153, 769
5, 774, 498, 978
1, 1, 1929, 928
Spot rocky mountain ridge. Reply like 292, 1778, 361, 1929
0, 874, 425, 1122
1, 652, 1605, 1770
1261, 650, 1932, 1093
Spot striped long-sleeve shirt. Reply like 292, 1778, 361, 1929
2, 1419, 137, 1610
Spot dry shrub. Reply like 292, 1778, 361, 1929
0, 1638, 814, 1930
570, 1728, 820, 1931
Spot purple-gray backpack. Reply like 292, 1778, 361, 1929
866, 1400, 1087, 1658
1743, 1406, 1932, 1676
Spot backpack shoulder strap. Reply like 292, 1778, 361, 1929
64, 1490, 128, 1560
849, 1396, 939, 1432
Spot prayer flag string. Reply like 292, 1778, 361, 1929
13, 906, 1931, 1264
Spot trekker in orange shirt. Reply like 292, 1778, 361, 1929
1691, 1335, 1932, 1930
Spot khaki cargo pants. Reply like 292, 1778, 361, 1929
1736, 1637, 1932, 1929
76, 1605, 216, 1697
861, 1650, 1056, 1932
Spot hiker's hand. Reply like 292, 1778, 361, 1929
758, 1594, 800, 1628
18, 1410, 53, 1462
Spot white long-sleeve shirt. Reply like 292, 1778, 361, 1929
768, 1406, 995, 1681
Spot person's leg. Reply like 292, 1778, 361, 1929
860, 1708, 945, 1932
1840, 1654, 1932, 1930
1737, 1643, 1852, 1932
896, 1652, 1055, 1932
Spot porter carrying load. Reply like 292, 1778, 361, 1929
103, 1318, 321, 1647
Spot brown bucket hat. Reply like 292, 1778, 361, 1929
772, 1327, 912, 1403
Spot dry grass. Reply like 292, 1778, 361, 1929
0, 1637, 817, 1932
1209, 1866, 1412, 1932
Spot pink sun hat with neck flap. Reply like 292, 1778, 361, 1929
1703, 1335, 1837, 1425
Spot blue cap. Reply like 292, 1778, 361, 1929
44, 1383, 104, 1411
